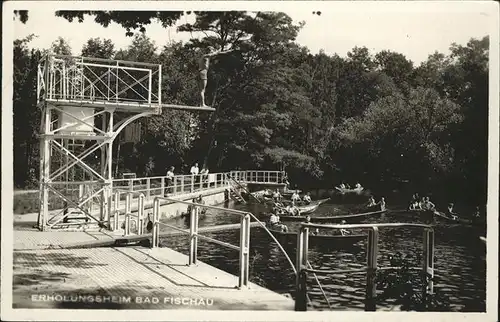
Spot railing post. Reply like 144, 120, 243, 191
422, 228, 435, 300
138, 193, 144, 235
365, 227, 379, 311
146, 178, 151, 200
180, 176, 184, 194
191, 175, 195, 193
110, 191, 119, 230
128, 179, 133, 192
160, 177, 165, 198
124, 214, 130, 236
125, 192, 131, 214
106, 189, 113, 223
189, 206, 199, 265
173, 176, 177, 194
152, 198, 160, 248
295, 224, 309, 311
238, 214, 251, 288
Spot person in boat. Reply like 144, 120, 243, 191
268, 212, 288, 232
285, 204, 300, 216
291, 205, 301, 216
377, 197, 386, 211
366, 196, 377, 208
272, 189, 282, 202
339, 182, 346, 189
339, 220, 350, 236
291, 191, 301, 204
446, 203, 459, 220
409, 194, 422, 210
355, 182, 362, 190
302, 192, 312, 205
421, 197, 436, 211
345, 183, 351, 189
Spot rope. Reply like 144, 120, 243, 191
307, 260, 332, 309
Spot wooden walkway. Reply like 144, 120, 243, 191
12, 217, 293, 310
13, 247, 293, 310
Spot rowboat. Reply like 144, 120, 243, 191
267, 227, 367, 247
387, 208, 435, 219
335, 186, 364, 195
433, 211, 485, 226
387, 209, 485, 227
272, 209, 387, 223
296, 198, 330, 214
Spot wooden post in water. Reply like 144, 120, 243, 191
189, 206, 199, 265
422, 228, 435, 301
365, 227, 379, 311
295, 225, 309, 311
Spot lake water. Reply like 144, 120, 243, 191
156, 199, 486, 312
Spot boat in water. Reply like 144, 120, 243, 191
267, 226, 366, 248
387, 208, 485, 227
296, 198, 330, 214
268, 209, 387, 223
433, 211, 485, 227
335, 186, 365, 195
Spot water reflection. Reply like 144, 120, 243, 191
158, 201, 486, 311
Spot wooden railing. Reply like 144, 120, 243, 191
295, 222, 435, 311
151, 197, 251, 288
110, 170, 287, 205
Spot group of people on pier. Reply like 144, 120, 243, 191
165, 162, 211, 194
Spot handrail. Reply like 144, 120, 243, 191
148, 196, 299, 291
151, 196, 251, 288
301, 222, 433, 230
295, 223, 435, 311
225, 174, 264, 204
243, 212, 297, 275
154, 196, 250, 216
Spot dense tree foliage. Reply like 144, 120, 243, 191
13, 11, 489, 208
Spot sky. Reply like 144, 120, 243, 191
11, 2, 495, 66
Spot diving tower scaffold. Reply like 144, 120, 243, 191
36, 53, 215, 231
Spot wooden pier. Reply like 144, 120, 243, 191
12, 220, 293, 310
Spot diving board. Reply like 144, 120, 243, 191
161, 104, 216, 112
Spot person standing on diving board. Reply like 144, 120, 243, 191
198, 47, 234, 107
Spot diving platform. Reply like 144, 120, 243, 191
46, 99, 216, 113
36, 53, 217, 232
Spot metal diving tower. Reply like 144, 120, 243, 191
36, 54, 214, 231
